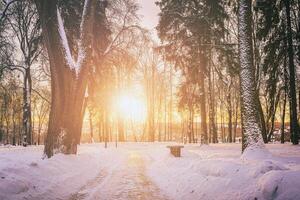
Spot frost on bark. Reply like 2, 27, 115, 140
35, 0, 108, 157
238, 0, 264, 152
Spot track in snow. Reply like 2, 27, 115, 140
69, 150, 168, 200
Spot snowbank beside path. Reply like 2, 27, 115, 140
146, 143, 300, 200
0, 144, 124, 200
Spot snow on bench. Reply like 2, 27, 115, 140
167, 145, 184, 157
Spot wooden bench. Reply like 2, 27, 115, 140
167, 145, 184, 157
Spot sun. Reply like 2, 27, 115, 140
115, 94, 147, 122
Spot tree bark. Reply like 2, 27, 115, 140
227, 92, 233, 143
36, 0, 104, 157
117, 118, 125, 142
23, 67, 32, 145
238, 0, 264, 152
188, 108, 192, 143
284, 0, 299, 145
281, 90, 287, 144
258, 99, 268, 143
169, 64, 173, 141
199, 66, 208, 144
116, 70, 125, 142
208, 61, 217, 143
267, 90, 281, 141
89, 107, 94, 143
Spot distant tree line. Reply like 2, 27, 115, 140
0, 0, 299, 157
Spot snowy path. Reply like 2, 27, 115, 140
1, 143, 300, 200
69, 150, 168, 200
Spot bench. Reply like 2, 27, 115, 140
167, 145, 184, 157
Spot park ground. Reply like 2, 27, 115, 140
1, 142, 300, 200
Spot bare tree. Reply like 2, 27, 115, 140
7, 1, 42, 145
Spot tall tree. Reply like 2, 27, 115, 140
157, 0, 228, 144
238, 0, 264, 151
284, 0, 299, 144
8, 1, 42, 145
35, 0, 110, 157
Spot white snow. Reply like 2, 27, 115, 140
1, 143, 300, 200
57, 8, 77, 72
56, 0, 89, 76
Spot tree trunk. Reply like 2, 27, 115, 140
98, 116, 102, 142
199, 71, 208, 144
147, 69, 155, 142
158, 91, 162, 142
12, 116, 16, 146
188, 108, 192, 143
117, 118, 125, 142
23, 67, 32, 145
5, 116, 9, 144
233, 87, 239, 143
238, 0, 264, 152
36, 0, 102, 157
281, 90, 287, 144
267, 90, 281, 141
116, 70, 125, 142
221, 109, 225, 142
163, 64, 167, 141
0, 112, 3, 143
104, 109, 109, 148
169, 64, 173, 141
38, 121, 41, 145
89, 108, 94, 143
192, 111, 195, 143
227, 92, 233, 143
258, 99, 268, 143
18, 114, 22, 145
208, 62, 217, 143
284, 0, 299, 145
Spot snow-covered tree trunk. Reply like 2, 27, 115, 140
238, 0, 264, 152
35, 0, 107, 157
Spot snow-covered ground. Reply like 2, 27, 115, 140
1, 143, 300, 200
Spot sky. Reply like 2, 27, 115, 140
137, 0, 160, 39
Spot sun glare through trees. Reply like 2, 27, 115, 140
114, 93, 147, 123
1, 0, 300, 199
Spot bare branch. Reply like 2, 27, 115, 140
0, 0, 17, 22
